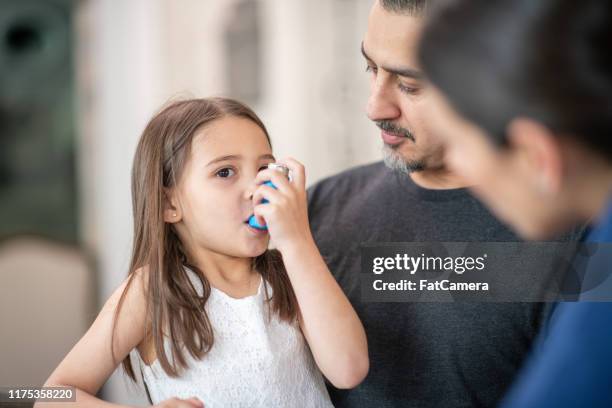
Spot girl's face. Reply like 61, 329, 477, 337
166, 116, 275, 258
426, 87, 581, 239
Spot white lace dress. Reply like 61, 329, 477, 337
134, 269, 333, 407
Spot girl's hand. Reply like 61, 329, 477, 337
252, 158, 314, 252
153, 397, 204, 408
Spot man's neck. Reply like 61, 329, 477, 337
408, 167, 472, 190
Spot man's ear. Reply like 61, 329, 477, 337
506, 117, 563, 195
163, 188, 182, 223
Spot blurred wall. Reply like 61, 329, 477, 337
74, 0, 378, 404
0, 0, 78, 242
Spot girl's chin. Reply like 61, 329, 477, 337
242, 241, 270, 257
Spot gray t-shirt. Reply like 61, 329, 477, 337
307, 161, 572, 408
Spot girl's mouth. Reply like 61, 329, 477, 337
244, 220, 268, 235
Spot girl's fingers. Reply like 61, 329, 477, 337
158, 397, 204, 408
253, 202, 274, 220
252, 213, 266, 227
253, 183, 283, 206
185, 397, 204, 408
254, 168, 292, 192
278, 157, 306, 189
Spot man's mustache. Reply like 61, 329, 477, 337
375, 120, 416, 142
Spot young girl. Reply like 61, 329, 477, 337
38, 98, 368, 407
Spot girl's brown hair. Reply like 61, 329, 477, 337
112, 97, 299, 380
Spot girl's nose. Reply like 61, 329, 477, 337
244, 183, 255, 201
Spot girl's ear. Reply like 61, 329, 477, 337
163, 188, 182, 223
506, 117, 564, 196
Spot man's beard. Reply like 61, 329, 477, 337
382, 144, 425, 174
376, 120, 425, 174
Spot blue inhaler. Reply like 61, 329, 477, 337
248, 163, 290, 230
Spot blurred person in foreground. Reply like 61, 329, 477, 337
420, 0, 612, 406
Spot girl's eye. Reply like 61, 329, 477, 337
216, 168, 235, 178
365, 64, 377, 74
259, 165, 270, 171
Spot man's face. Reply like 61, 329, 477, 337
363, 1, 445, 173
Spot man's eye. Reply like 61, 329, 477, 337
216, 168, 235, 178
365, 64, 377, 74
399, 83, 419, 95
259, 165, 270, 172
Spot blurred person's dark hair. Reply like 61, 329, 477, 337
419, 0, 612, 159
380, 0, 429, 15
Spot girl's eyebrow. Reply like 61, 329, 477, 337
206, 154, 275, 167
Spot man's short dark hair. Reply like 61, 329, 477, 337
380, 0, 428, 15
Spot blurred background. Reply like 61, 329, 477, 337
0, 0, 379, 405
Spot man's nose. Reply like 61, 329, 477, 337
367, 78, 401, 122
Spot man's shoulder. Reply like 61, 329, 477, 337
308, 161, 387, 201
